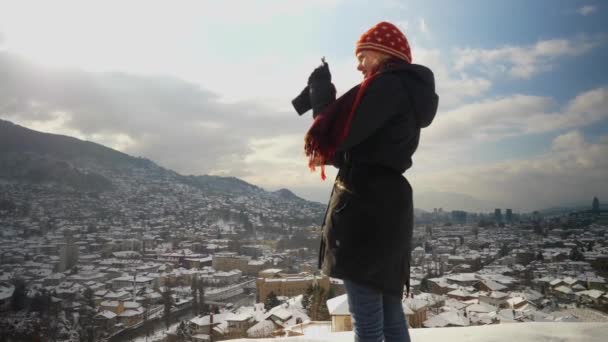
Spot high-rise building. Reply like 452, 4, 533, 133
494, 209, 501, 223
494, 209, 503, 224
505, 209, 513, 224
451, 210, 467, 225
58, 235, 79, 272
593, 197, 600, 213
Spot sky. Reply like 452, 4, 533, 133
0, 0, 607, 212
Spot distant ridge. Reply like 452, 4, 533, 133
0, 118, 310, 203
0, 119, 153, 169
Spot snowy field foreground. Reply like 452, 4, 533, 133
230, 322, 607, 342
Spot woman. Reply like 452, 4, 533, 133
293, 21, 438, 341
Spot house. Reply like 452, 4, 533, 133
100, 300, 124, 314
575, 289, 605, 305
94, 310, 117, 332
447, 288, 477, 302
0, 282, 15, 311
478, 280, 508, 293
553, 286, 575, 301
427, 277, 452, 295
479, 291, 509, 308
326, 294, 352, 332
118, 307, 145, 327
189, 313, 230, 339
403, 297, 429, 328
225, 313, 255, 336
446, 273, 480, 287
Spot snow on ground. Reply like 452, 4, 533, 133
132, 321, 182, 342
230, 322, 607, 342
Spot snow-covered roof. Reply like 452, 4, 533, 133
95, 310, 117, 320
575, 289, 605, 299
446, 273, 479, 283
326, 294, 349, 315
481, 279, 508, 291
424, 311, 470, 328
448, 288, 473, 298
226, 313, 252, 322
467, 302, 498, 313
119, 308, 144, 317
271, 308, 293, 321
488, 291, 509, 299
247, 320, 276, 337
554, 286, 573, 294
0, 283, 15, 301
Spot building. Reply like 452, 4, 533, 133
246, 260, 271, 276
212, 252, 251, 272
494, 209, 503, 224
256, 273, 330, 303
592, 197, 600, 213
213, 270, 242, 285
451, 211, 467, 225
505, 209, 513, 224
479, 291, 509, 308
100, 300, 124, 314
57, 237, 79, 272
326, 294, 352, 332
111, 275, 156, 290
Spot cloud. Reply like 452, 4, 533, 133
0, 51, 310, 179
411, 131, 608, 210
577, 5, 597, 16
411, 47, 492, 109
423, 87, 608, 148
454, 34, 605, 79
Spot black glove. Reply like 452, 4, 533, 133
291, 59, 336, 117
308, 61, 332, 84
309, 61, 336, 117
292, 85, 311, 116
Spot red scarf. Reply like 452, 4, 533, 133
304, 73, 379, 180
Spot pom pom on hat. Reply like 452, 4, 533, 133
355, 21, 412, 63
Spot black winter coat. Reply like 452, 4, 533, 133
313, 63, 438, 296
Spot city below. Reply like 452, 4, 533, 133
1, 120, 607, 341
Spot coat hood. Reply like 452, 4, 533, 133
387, 63, 439, 128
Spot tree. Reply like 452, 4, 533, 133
499, 243, 510, 258
569, 247, 585, 261
306, 285, 331, 321
472, 226, 479, 239
30, 289, 52, 315
10, 278, 26, 311
264, 292, 281, 311
536, 250, 544, 262
198, 280, 206, 315
162, 287, 174, 328
191, 277, 199, 315
301, 286, 313, 311
419, 275, 430, 293
176, 321, 190, 341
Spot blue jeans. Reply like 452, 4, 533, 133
344, 280, 411, 342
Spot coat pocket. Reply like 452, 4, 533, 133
326, 181, 354, 248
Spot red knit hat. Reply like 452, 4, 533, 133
355, 21, 412, 63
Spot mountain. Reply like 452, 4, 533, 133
0, 119, 325, 233
273, 188, 304, 201
0, 119, 152, 169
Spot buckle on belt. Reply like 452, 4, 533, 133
335, 180, 354, 194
